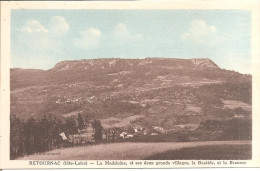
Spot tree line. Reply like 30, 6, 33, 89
10, 113, 103, 159
198, 118, 252, 140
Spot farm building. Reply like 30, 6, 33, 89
152, 126, 165, 133
120, 132, 128, 138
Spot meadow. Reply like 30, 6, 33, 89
19, 140, 251, 160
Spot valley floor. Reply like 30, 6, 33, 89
19, 140, 251, 160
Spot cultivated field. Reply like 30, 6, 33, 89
222, 100, 252, 111
19, 140, 251, 160
100, 115, 145, 129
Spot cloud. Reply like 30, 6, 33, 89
181, 20, 219, 46
113, 23, 143, 43
17, 17, 69, 51
18, 21, 51, 50
18, 16, 69, 36
14, 17, 69, 69
49, 16, 70, 37
73, 28, 102, 49
20, 20, 48, 33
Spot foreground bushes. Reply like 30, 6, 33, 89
10, 114, 102, 159
10, 114, 251, 159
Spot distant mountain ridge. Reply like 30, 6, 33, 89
11, 57, 249, 90
10, 57, 251, 123
12, 57, 219, 71
52, 57, 219, 72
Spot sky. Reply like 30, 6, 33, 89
11, 10, 251, 74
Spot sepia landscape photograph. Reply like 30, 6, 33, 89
10, 9, 252, 160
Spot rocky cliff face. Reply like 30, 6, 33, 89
52, 58, 219, 72
190, 58, 219, 68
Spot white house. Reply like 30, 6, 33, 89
120, 132, 128, 138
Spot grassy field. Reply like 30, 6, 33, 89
145, 144, 251, 160
19, 140, 251, 160
100, 115, 145, 129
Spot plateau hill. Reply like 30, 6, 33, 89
11, 57, 251, 130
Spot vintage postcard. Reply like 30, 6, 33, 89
1, 0, 260, 169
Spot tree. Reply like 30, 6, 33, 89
91, 119, 103, 142
51, 115, 62, 148
39, 114, 50, 152
24, 117, 37, 154
10, 115, 24, 159
111, 128, 119, 141
77, 113, 84, 130
65, 117, 78, 135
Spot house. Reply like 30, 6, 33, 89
59, 132, 68, 140
233, 114, 244, 118
152, 126, 164, 133
126, 134, 134, 138
55, 99, 62, 104
143, 130, 148, 135
120, 132, 128, 138
175, 124, 186, 129
71, 98, 80, 103
151, 133, 159, 136
119, 130, 136, 139
133, 125, 144, 133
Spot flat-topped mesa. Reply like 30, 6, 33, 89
52, 57, 219, 71
52, 58, 121, 71
144, 57, 219, 68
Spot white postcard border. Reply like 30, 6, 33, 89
1, 0, 260, 169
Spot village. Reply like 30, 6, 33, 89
59, 114, 198, 146
60, 122, 161, 145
